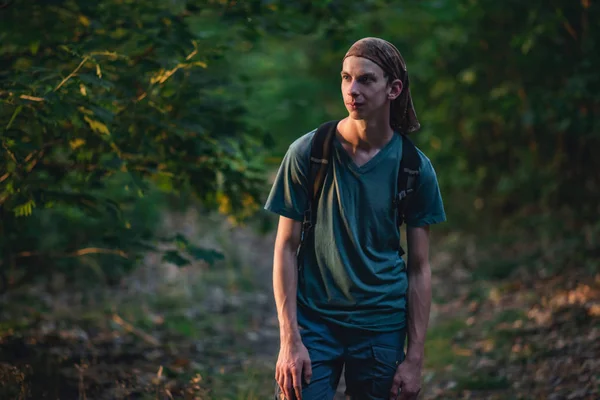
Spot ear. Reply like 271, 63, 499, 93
388, 79, 403, 100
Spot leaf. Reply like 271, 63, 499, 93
29, 41, 41, 55
37, 190, 122, 220
79, 15, 91, 27
102, 155, 123, 169
69, 138, 86, 150
173, 233, 190, 248
162, 250, 191, 267
13, 199, 36, 217
84, 115, 110, 135
187, 246, 224, 266
6, 106, 23, 130
128, 240, 158, 252
128, 171, 150, 192
103, 197, 124, 221
88, 105, 115, 123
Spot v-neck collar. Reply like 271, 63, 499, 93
333, 133, 400, 174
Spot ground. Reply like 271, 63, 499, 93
0, 210, 598, 399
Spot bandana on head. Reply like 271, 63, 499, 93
343, 37, 420, 134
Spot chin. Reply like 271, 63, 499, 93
348, 111, 367, 120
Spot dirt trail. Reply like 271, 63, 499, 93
1, 210, 598, 399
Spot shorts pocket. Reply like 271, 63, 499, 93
370, 345, 400, 398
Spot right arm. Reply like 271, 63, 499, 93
273, 216, 312, 400
273, 216, 303, 344
263, 133, 314, 399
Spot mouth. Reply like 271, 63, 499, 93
347, 102, 364, 109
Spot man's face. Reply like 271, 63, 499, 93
341, 56, 397, 121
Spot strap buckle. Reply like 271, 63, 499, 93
300, 208, 313, 243
393, 188, 414, 208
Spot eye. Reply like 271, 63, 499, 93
358, 76, 373, 84
341, 74, 351, 81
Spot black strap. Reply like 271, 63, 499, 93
300, 120, 338, 245
394, 134, 421, 255
300, 124, 421, 256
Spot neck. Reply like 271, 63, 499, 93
338, 117, 394, 150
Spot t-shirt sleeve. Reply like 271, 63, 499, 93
405, 155, 447, 228
263, 135, 311, 221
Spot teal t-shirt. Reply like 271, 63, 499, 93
264, 128, 446, 332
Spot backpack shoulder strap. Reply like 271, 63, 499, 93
301, 120, 338, 244
395, 134, 421, 253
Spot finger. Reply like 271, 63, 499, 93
292, 367, 302, 400
398, 387, 411, 400
303, 359, 312, 385
392, 389, 405, 400
294, 385, 302, 400
389, 386, 398, 400
283, 371, 294, 400
389, 376, 401, 399
395, 382, 409, 400
277, 367, 285, 394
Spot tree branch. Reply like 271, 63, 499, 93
16, 247, 129, 259
54, 56, 90, 91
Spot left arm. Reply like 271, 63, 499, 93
390, 225, 432, 400
390, 155, 445, 400
405, 224, 432, 366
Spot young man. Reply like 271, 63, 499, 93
264, 37, 446, 400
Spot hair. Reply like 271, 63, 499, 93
343, 37, 421, 134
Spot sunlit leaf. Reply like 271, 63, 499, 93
69, 138, 86, 150
13, 199, 36, 217
84, 116, 110, 135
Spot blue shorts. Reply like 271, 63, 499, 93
275, 306, 406, 400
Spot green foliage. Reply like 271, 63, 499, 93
0, 0, 266, 288
0, 0, 385, 290
424, 318, 469, 369
1, 172, 165, 287
162, 233, 224, 267
239, 0, 599, 235
1, 0, 268, 219
389, 0, 600, 230
2, 0, 597, 290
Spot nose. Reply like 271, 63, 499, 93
347, 79, 360, 98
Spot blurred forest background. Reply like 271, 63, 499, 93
1, 0, 598, 399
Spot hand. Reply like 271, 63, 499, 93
275, 339, 312, 400
390, 359, 422, 400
